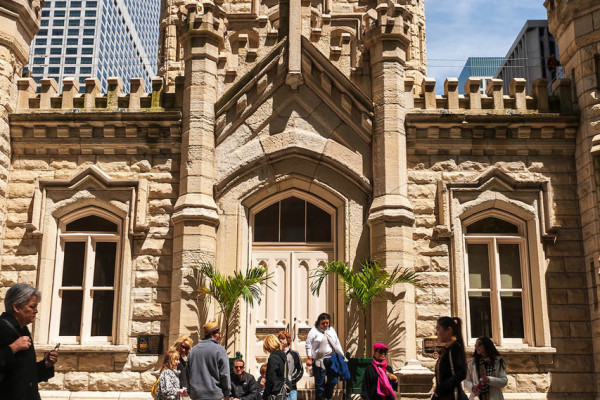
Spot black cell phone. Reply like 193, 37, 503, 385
53, 343, 60, 352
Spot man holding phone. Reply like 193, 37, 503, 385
0, 283, 58, 400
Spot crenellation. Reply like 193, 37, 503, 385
410, 76, 576, 115
14, 76, 181, 112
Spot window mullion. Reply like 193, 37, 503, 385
491, 237, 503, 344
81, 235, 94, 344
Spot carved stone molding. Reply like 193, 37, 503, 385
435, 167, 559, 241
28, 165, 149, 237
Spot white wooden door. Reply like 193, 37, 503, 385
247, 249, 334, 386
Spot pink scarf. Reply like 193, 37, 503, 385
372, 359, 395, 399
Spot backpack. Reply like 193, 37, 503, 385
151, 377, 159, 398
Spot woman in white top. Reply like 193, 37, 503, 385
464, 337, 507, 400
305, 313, 344, 400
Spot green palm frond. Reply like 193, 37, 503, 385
310, 259, 423, 312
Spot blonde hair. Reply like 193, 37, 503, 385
160, 347, 180, 372
174, 335, 193, 353
263, 334, 281, 353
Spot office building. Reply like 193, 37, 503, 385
458, 57, 504, 94
494, 20, 560, 94
28, 0, 159, 92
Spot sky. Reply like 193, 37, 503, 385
425, 0, 549, 92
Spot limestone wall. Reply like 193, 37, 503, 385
406, 112, 593, 398
3, 78, 182, 396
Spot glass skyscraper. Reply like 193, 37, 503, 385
28, 0, 160, 93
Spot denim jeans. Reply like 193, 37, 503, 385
288, 389, 298, 400
313, 358, 335, 400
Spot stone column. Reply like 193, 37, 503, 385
170, 2, 225, 343
0, 1, 41, 266
363, 5, 416, 366
545, 1, 600, 398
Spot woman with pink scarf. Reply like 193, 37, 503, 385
360, 343, 398, 400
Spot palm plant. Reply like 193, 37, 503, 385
310, 259, 423, 357
194, 261, 273, 350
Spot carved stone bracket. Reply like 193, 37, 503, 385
28, 165, 149, 237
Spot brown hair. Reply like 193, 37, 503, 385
160, 347, 180, 372
260, 363, 267, 374
277, 330, 292, 343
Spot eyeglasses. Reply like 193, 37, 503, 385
233, 366, 244, 369
180, 346, 190, 351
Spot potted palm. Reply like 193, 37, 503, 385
192, 261, 273, 351
310, 260, 423, 399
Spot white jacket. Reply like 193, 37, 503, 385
463, 356, 507, 400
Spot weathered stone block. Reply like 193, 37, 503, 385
88, 372, 140, 391
64, 371, 90, 390
79, 354, 114, 372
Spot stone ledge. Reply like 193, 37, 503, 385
41, 391, 148, 400
36, 344, 131, 353
465, 345, 556, 355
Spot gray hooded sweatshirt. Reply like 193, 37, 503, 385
187, 338, 231, 400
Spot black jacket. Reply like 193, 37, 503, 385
285, 349, 303, 390
434, 341, 467, 400
178, 357, 188, 389
360, 364, 398, 400
263, 350, 287, 400
0, 312, 54, 400
231, 371, 259, 400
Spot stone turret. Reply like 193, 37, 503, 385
545, 1, 600, 397
0, 0, 43, 265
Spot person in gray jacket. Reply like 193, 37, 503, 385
187, 321, 231, 400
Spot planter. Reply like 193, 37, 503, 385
344, 355, 372, 400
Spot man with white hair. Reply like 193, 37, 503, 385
0, 283, 58, 399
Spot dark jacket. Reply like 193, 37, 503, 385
263, 350, 287, 400
0, 312, 54, 400
285, 349, 303, 390
231, 371, 259, 400
434, 341, 468, 400
178, 357, 188, 389
360, 364, 398, 400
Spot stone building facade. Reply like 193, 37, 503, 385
0, 0, 599, 399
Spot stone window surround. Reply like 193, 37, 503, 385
31, 166, 146, 349
50, 208, 122, 345
437, 168, 556, 353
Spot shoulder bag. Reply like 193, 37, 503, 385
448, 348, 468, 400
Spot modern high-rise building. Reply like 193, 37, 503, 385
494, 20, 560, 94
458, 57, 504, 94
27, 0, 160, 92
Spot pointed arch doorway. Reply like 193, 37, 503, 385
247, 190, 339, 387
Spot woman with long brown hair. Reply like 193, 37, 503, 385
464, 337, 507, 400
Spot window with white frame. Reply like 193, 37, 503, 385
50, 211, 121, 344
464, 214, 532, 345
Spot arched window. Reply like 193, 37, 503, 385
253, 196, 332, 243
51, 210, 121, 344
464, 215, 530, 344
